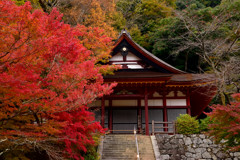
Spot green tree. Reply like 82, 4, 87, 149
174, 0, 240, 104
149, 17, 201, 72
116, 0, 176, 48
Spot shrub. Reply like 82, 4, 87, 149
176, 114, 200, 134
83, 134, 102, 160
199, 116, 212, 132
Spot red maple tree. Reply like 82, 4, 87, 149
207, 93, 240, 151
0, 0, 117, 159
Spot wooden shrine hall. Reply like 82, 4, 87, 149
91, 30, 216, 135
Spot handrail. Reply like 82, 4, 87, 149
134, 126, 140, 160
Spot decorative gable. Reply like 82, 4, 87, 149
109, 50, 143, 69
109, 29, 185, 73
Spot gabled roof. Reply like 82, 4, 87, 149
112, 29, 185, 74
105, 30, 217, 117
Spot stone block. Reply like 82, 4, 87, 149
212, 154, 217, 160
160, 155, 170, 160
216, 151, 227, 159
178, 139, 184, 145
163, 142, 172, 149
212, 147, 219, 154
186, 152, 192, 158
202, 151, 211, 159
187, 146, 195, 153
234, 152, 240, 157
199, 134, 206, 139
203, 139, 212, 145
184, 137, 192, 145
194, 152, 202, 159
191, 134, 197, 138
199, 143, 208, 148
175, 134, 184, 139
195, 148, 206, 153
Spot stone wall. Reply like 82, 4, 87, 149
155, 134, 240, 160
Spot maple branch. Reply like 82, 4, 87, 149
29, 107, 41, 126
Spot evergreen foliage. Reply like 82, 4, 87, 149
176, 114, 200, 134
199, 116, 212, 132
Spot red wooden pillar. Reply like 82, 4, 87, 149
101, 97, 105, 127
163, 91, 168, 132
137, 99, 142, 134
187, 89, 191, 115
109, 100, 113, 133
144, 87, 149, 135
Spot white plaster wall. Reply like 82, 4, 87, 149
141, 99, 163, 106
166, 99, 186, 106
127, 64, 143, 69
109, 52, 123, 61
127, 52, 141, 61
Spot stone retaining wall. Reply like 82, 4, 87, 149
155, 134, 240, 160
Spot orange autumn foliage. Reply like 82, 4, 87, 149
0, 0, 117, 159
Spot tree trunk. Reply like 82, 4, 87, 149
220, 92, 226, 105
185, 52, 189, 72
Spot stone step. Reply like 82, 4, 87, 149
102, 158, 136, 160
103, 153, 136, 156
102, 134, 155, 160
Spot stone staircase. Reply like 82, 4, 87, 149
101, 134, 155, 160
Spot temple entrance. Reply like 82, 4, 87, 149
112, 109, 137, 133
142, 109, 163, 134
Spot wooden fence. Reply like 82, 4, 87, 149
151, 120, 176, 135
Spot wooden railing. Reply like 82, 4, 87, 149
151, 120, 176, 135
108, 130, 139, 134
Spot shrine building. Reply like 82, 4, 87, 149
91, 30, 216, 135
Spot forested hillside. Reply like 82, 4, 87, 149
13, 0, 239, 104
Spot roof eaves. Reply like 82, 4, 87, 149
120, 32, 185, 74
